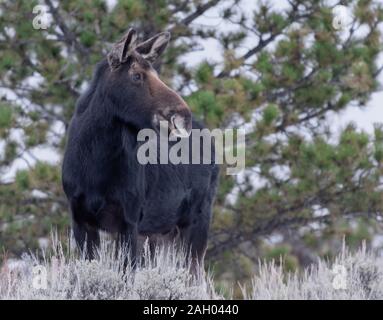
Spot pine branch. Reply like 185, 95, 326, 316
217, 34, 279, 78
44, 0, 88, 58
179, 0, 221, 26
207, 210, 379, 259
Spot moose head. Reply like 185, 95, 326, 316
104, 28, 192, 137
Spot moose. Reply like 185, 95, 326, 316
62, 28, 219, 272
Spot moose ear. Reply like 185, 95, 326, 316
107, 28, 138, 70
136, 32, 171, 63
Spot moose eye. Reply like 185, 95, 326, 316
132, 72, 142, 82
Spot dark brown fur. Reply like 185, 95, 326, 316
62, 29, 219, 271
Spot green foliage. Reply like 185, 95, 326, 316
262, 104, 279, 125
195, 62, 214, 84
187, 90, 223, 125
80, 30, 97, 48
0, 103, 12, 129
15, 170, 30, 191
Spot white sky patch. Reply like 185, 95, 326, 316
329, 62, 383, 137
269, 164, 291, 181
105, 0, 118, 12
312, 205, 330, 217
31, 189, 49, 198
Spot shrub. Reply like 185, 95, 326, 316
1, 237, 382, 300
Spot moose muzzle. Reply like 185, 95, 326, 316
169, 109, 192, 138
149, 71, 192, 138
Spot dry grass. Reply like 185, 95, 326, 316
1, 237, 383, 300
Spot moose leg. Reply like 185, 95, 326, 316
119, 197, 141, 270
71, 199, 100, 260
118, 223, 138, 271
180, 217, 210, 277
72, 220, 100, 260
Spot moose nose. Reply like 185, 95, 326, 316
169, 109, 192, 138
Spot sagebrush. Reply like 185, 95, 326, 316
1, 237, 382, 300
